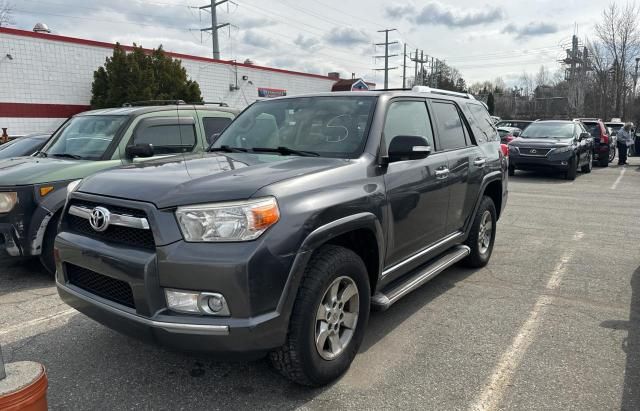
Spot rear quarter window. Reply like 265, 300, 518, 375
465, 102, 497, 143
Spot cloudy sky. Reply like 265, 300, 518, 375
6, 0, 610, 87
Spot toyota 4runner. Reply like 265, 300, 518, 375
55, 87, 508, 386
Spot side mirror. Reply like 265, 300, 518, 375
125, 143, 154, 159
579, 132, 590, 141
386, 135, 431, 163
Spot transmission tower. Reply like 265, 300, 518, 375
374, 29, 398, 89
200, 0, 230, 60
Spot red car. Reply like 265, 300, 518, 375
575, 118, 615, 167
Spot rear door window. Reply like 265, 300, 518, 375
582, 122, 600, 138
431, 101, 468, 150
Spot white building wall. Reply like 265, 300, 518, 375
0, 29, 336, 135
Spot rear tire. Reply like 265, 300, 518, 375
581, 153, 592, 173
462, 196, 497, 268
270, 245, 370, 386
608, 145, 616, 163
39, 214, 60, 276
565, 156, 577, 180
508, 164, 515, 176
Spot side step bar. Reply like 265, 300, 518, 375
371, 245, 470, 311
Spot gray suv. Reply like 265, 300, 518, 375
55, 87, 508, 386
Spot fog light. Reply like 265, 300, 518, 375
561, 161, 568, 165
165, 289, 200, 314
165, 289, 230, 316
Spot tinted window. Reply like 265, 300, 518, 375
214, 96, 375, 158
467, 102, 495, 143
134, 124, 196, 154
520, 122, 575, 139
383, 101, 433, 150
203, 117, 233, 144
432, 102, 467, 150
0, 137, 47, 159
582, 122, 601, 138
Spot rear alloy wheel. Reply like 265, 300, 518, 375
565, 156, 577, 180
462, 196, 497, 268
608, 145, 616, 163
581, 152, 592, 173
270, 245, 370, 386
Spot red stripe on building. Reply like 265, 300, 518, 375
0, 102, 91, 118
0, 27, 336, 81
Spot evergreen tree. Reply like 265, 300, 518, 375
91, 43, 203, 108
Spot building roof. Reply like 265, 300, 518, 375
0, 27, 337, 81
331, 78, 376, 91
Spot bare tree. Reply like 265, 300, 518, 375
588, 39, 613, 119
535, 65, 552, 87
518, 71, 535, 97
0, 1, 13, 27
595, 2, 640, 117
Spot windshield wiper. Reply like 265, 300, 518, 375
208, 145, 248, 153
50, 153, 83, 160
250, 146, 320, 157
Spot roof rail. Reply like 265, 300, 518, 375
411, 86, 476, 100
122, 100, 187, 107
190, 101, 229, 107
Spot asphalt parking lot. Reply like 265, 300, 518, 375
1, 160, 639, 410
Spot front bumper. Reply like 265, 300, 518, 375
510, 150, 573, 170
54, 194, 300, 355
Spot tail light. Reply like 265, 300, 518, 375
600, 125, 609, 145
500, 144, 509, 157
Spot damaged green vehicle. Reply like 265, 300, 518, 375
0, 104, 238, 273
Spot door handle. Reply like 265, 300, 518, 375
474, 158, 487, 167
435, 168, 450, 179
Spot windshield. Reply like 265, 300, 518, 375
43, 115, 127, 160
212, 96, 376, 158
520, 122, 575, 139
0, 137, 47, 159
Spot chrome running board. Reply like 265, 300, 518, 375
371, 245, 470, 311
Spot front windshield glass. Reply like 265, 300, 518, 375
0, 137, 46, 159
520, 122, 575, 139
212, 96, 376, 158
44, 115, 127, 160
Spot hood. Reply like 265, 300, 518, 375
78, 152, 351, 208
510, 137, 574, 146
0, 157, 121, 186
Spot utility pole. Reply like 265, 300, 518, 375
375, 29, 398, 89
410, 51, 428, 86
200, 0, 230, 60
402, 43, 407, 89
413, 48, 419, 85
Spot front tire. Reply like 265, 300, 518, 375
565, 156, 577, 180
270, 245, 370, 386
581, 152, 593, 173
462, 196, 497, 268
39, 214, 60, 276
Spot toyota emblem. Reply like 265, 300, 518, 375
530, 149, 537, 154
89, 207, 111, 232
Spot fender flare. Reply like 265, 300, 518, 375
463, 171, 504, 235
275, 212, 385, 318
28, 190, 67, 256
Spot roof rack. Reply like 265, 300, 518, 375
122, 100, 187, 107
190, 101, 230, 107
411, 86, 476, 100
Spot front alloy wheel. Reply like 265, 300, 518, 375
315, 276, 360, 360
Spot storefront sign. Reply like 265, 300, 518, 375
258, 88, 287, 98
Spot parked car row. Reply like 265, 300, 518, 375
1, 88, 508, 386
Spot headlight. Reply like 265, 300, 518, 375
66, 179, 82, 195
552, 145, 573, 153
0, 192, 18, 213
175, 197, 280, 242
